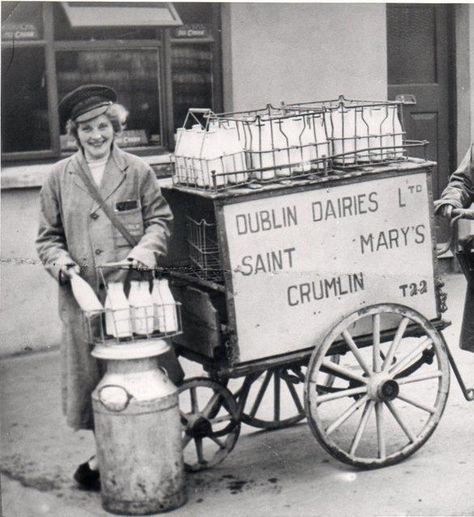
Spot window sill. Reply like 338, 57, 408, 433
1, 152, 174, 190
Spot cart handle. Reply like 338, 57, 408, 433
437, 208, 474, 257
97, 260, 135, 270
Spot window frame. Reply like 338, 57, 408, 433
1, 2, 222, 164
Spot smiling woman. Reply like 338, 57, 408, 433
35, 84, 176, 491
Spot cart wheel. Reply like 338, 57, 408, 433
178, 378, 240, 472
237, 365, 307, 429
305, 304, 450, 469
233, 358, 340, 430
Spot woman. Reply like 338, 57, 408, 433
36, 84, 174, 490
435, 143, 474, 353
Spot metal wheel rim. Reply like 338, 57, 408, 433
304, 304, 450, 468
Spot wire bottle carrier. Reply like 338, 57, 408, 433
83, 264, 182, 347
285, 95, 428, 168
173, 105, 332, 191
185, 215, 222, 283
173, 96, 429, 191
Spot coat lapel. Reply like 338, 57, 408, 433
68, 146, 129, 212
68, 151, 91, 195
99, 145, 128, 203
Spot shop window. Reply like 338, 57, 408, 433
172, 43, 213, 130
1, 2, 221, 162
1, 47, 50, 152
56, 50, 162, 151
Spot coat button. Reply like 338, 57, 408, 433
95, 249, 103, 256
90, 212, 99, 220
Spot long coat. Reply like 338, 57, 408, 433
36, 145, 173, 430
438, 144, 474, 352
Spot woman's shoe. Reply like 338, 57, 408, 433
73, 461, 100, 491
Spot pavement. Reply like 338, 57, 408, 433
1, 272, 474, 517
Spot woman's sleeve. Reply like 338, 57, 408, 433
436, 144, 474, 210
127, 167, 174, 268
36, 171, 76, 282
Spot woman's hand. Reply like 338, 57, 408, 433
58, 263, 81, 285
434, 200, 455, 219
127, 257, 150, 271
439, 204, 453, 219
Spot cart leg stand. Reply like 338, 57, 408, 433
91, 339, 186, 515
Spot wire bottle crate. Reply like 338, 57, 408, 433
285, 95, 428, 168
185, 215, 223, 282
82, 267, 183, 347
173, 106, 332, 191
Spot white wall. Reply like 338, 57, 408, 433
0, 188, 62, 357
222, 3, 387, 110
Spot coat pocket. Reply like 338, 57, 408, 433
112, 206, 144, 248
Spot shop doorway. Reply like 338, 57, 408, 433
387, 4, 455, 241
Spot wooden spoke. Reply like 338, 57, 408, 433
325, 395, 368, 435
396, 371, 443, 385
389, 337, 432, 376
375, 402, 386, 460
210, 414, 234, 424
373, 314, 381, 373
209, 435, 225, 449
190, 386, 199, 414
195, 437, 205, 465
319, 359, 368, 384
316, 385, 367, 404
274, 371, 281, 422
397, 393, 436, 414
382, 317, 410, 371
182, 434, 192, 448
249, 369, 273, 418
342, 330, 371, 375
385, 400, 416, 442
285, 377, 304, 413
350, 400, 375, 457
202, 393, 221, 418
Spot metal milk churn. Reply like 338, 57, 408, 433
91, 339, 186, 515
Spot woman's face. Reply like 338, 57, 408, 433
77, 114, 114, 161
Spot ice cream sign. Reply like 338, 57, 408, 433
221, 170, 437, 362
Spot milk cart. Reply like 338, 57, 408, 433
159, 99, 474, 472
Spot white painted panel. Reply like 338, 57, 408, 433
222, 172, 437, 362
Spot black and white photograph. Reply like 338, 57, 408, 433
1, 1, 474, 516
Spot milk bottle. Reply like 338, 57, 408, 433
152, 278, 179, 333
251, 120, 275, 181
380, 105, 404, 159
222, 126, 248, 184
355, 107, 371, 162
201, 128, 226, 188
367, 106, 386, 161
173, 128, 187, 184
105, 282, 132, 338
331, 106, 357, 165
273, 118, 293, 177
307, 113, 330, 171
128, 280, 154, 336
188, 124, 204, 187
